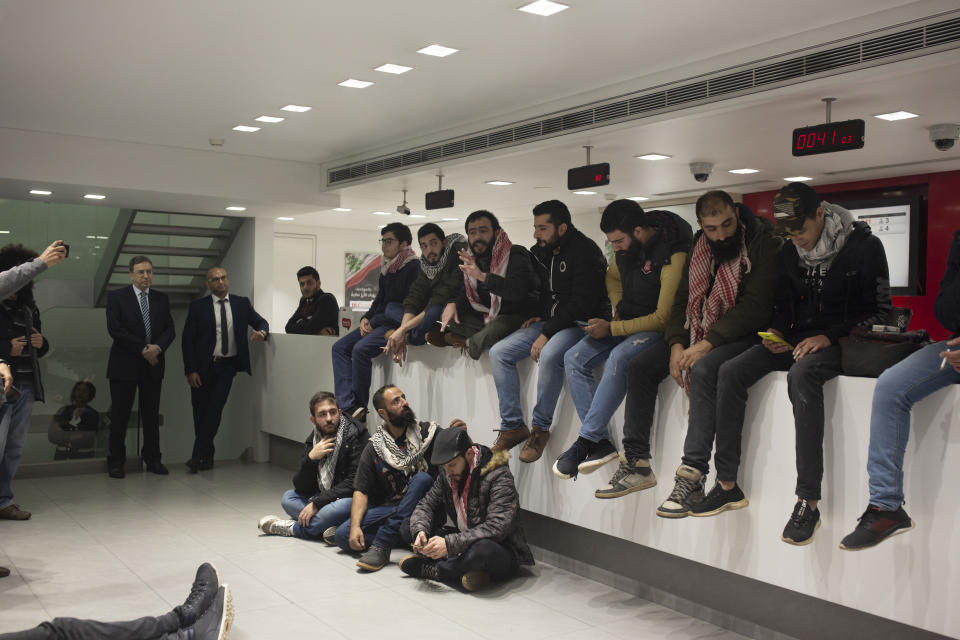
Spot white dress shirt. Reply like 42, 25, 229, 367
211, 293, 237, 358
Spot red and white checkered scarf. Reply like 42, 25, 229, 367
381, 246, 418, 276
464, 229, 512, 324
451, 445, 481, 532
685, 226, 751, 348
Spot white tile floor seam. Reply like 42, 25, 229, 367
0, 462, 749, 639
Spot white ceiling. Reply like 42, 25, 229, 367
0, 0, 958, 224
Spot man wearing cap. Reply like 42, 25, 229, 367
401, 427, 534, 591
682, 182, 890, 547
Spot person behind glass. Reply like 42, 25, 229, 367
105, 256, 176, 479
682, 183, 891, 544
554, 201, 692, 487
51, 381, 99, 459
621, 191, 780, 516
181, 266, 268, 473
336, 385, 444, 572
401, 427, 535, 591
332, 223, 419, 421
436, 210, 543, 361
384, 223, 467, 364
258, 391, 369, 542
0, 240, 65, 579
284, 266, 339, 336
840, 228, 960, 550
488, 200, 610, 464
0, 244, 53, 523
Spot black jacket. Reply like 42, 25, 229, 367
291, 417, 369, 509
615, 210, 693, 321
182, 294, 269, 377
106, 286, 176, 381
363, 261, 420, 328
456, 245, 542, 319
0, 298, 48, 400
530, 225, 611, 338
934, 229, 960, 338
771, 220, 892, 344
285, 291, 339, 335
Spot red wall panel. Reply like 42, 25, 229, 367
743, 170, 960, 341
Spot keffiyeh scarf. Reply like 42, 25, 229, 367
420, 233, 466, 280
370, 420, 439, 473
451, 445, 481, 531
464, 228, 513, 324
382, 246, 418, 276
315, 415, 348, 491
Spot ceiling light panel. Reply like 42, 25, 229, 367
276, 217, 295, 221
417, 44, 459, 57
339, 79, 374, 89
409, 214, 427, 218
728, 168, 759, 174
225, 206, 246, 211
874, 111, 918, 121
375, 63, 413, 74
29, 189, 52, 195
485, 180, 514, 186
573, 190, 597, 195
784, 176, 813, 182
84, 194, 106, 200
634, 154, 672, 161
518, 0, 569, 16
441, 217, 459, 221
232, 125, 260, 132
333, 207, 352, 212
281, 105, 312, 112
373, 211, 392, 216
255, 116, 285, 123
627, 196, 649, 201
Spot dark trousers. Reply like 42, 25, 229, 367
621, 340, 670, 462
0, 611, 179, 640
335, 472, 434, 551
331, 326, 390, 411
189, 361, 237, 461
437, 538, 519, 584
406, 305, 444, 346
108, 374, 162, 466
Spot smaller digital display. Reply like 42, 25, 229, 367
425, 189, 455, 210
792, 119, 865, 156
567, 162, 610, 190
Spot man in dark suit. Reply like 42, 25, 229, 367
106, 256, 176, 479
182, 266, 268, 473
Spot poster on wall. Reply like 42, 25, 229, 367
344, 252, 380, 312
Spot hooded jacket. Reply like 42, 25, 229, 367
291, 416, 369, 509
665, 203, 782, 348
409, 446, 535, 567
530, 225, 611, 338
771, 213, 892, 344
934, 229, 960, 339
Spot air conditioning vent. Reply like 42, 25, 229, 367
328, 12, 960, 186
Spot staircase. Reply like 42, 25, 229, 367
94, 210, 244, 307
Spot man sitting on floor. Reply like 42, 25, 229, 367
335, 384, 445, 572
258, 391, 368, 542
401, 427, 534, 591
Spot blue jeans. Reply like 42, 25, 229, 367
407, 304, 444, 346
489, 323, 583, 431
0, 382, 35, 511
281, 490, 353, 540
331, 326, 390, 410
867, 340, 960, 510
335, 471, 434, 551
564, 332, 662, 443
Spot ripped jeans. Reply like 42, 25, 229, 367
563, 332, 662, 443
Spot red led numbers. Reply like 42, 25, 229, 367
791, 119, 865, 156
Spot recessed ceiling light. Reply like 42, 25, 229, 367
276, 216, 295, 221
225, 206, 246, 211
373, 211, 392, 216
441, 217, 459, 221
232, 125, 260, 132
0, 231, 10, 235
728, 168, 759, 174
333, 207, 352, 212
634, 153, 672, 161
784, 176, 814, 182
378, 224, 387, 229
281, 104, 312, 112
338, 78, 374, 89
255, 116, 285, 123
485, 180, 514, 186
518, 0, 569, 16
85, 235, 96, 239
573, 190, 597, 195
29, 189, 52, 196
874, 111, 918, 121
409, 214, 427, 218
417, 44, 459, 57
375, 63, 413, 74
84, 194, 106, 200
627, 196, 650, 201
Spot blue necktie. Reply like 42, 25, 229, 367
139, 291, 152, 343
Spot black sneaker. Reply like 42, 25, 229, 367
357, 544, 390, 571
552, 437, 591, 479
185, 584, 233, 640
781, 499, 821, 545
399, 554, 441, 580
839, 505, 914, 550
578, 439, 619, 475
175, 563, 221, 627
656, 464, 706, 518
690, 483, 749, 517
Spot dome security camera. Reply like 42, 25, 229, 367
929, 124, 960, 151
689, 162, 714, 183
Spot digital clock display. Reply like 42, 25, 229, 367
567, 162, 610, 190
792, 119, 865, 156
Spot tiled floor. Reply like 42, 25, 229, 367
0, 463, 748, 639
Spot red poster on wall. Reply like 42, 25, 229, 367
344, 252, 380, 312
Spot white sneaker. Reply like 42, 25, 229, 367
258, 515, 295, 536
